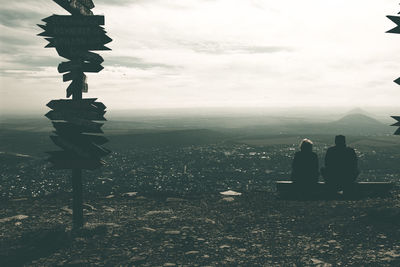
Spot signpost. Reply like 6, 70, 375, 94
387, 13, 400, 135
39, 0, 112, 229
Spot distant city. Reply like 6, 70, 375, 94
1, 134, 399, 199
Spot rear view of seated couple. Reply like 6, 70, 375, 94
291, 135, 359, 194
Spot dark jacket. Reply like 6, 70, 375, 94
291, 151, 319, 184
324, 146, 358, 181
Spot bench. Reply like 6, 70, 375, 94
276, 181, 394, 199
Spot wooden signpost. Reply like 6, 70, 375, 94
387, 14, 400, 135
39, 0, 112, 229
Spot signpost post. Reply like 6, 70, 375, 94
39, 0, 112, 229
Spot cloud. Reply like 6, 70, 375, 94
181, 41, 292, 54
0, 9, 41, 28
106, 56, 177, 70
1, 0, 400, 112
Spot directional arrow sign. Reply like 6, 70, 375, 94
391, 115, 400, 120
38, 25, 106, 37
56, 48, 104, 63
45, 36, 112, 49
391, 116, 400, 126
47, 99, 106, 111
58, 61, 103, 73
53, 119, 103, 133
387, 15, 400, 33
46, 110, 106, 121
82, 63, 103, 73
391, 116, 400, 135
65, 117, 104, 132
92, 102, 106, 110
50, 135, 110, 158
63, 71, 83, 82
53, 121, 103, 134
47, 42, 111, 51
42, 15, 105, 26
387, 26, 400, 34
58, 61, 82, 73
50, 135, 92, 158
53, 0, 93, 16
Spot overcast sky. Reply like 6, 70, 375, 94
1, 0, 400, 113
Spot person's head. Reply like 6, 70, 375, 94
335, 135, 346, 147
300, 138, 313, 152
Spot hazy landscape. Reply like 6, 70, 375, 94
1, 108, 399, 199
1, 108, 400, 266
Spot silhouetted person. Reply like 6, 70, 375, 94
291, 139, 319, 187
321, 135, 359, 193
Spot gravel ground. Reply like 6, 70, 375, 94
1, 190, 400, 266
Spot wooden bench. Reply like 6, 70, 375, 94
276, 181, 395, 199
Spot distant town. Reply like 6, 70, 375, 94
1, 137, 399, 199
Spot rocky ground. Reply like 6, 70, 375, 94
1, 190, 400, 266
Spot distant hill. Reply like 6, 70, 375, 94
344, 108, 372, 117
327, 113, 391, 135
233, 113, 393, 137
334, 113, 383, 126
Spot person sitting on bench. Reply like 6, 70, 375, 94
321, 135, 359, 193
291, 139, 319, 187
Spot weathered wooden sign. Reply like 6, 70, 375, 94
39, 0, 112, 228
58, 61, 104, 73
46, 110, 106, 121
50, 135, 110, 158
42, 15, 104, 25
52, 121, 104, 134
387, 16, 400, 33
47, 98, 103, 110
38, 25, 106, 37
391, 116, 400, 134
56, 48, 104, 63
45, 36, 112, 49
387, 14, 400, 135
39, 9, 111, 98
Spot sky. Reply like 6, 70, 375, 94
1, 0, 400, 114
